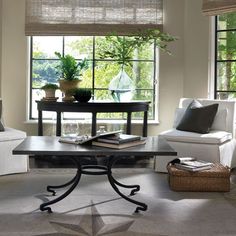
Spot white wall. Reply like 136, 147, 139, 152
183, 0, 210, 98
0, 0, 210, 136
0, 0, 2, 96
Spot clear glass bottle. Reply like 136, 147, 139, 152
96, 125, 106, 135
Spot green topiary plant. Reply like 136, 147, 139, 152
41, 83, 59, 90
41, 83, 59, 99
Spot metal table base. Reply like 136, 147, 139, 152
40, 156, 147, 213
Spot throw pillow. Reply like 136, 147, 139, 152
0, 100, 5, 132
176, 100, 219, 134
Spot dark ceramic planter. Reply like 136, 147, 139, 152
74, 92, 91, 103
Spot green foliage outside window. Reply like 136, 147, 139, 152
217, 13, 236, 99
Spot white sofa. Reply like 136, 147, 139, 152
155, 98, 236, 172
0, 127, 28, 175
0, 98, 28, 175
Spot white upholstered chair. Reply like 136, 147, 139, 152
0, 99, 28, 175
155, 98, 236, 172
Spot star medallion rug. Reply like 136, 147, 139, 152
0, 168, 236, 236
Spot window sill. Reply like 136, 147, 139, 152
24, 119, 160, 125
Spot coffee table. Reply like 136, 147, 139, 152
13, 136, 177, 213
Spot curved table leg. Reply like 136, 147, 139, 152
107, 156, 147, 213
40, 157, 82, 213
47, 175, 77, 196
110, 175, 140, 195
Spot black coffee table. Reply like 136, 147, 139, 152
13, 136, 176, 213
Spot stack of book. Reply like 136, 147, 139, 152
171, 157, 213, 172
92, 133, 146, 149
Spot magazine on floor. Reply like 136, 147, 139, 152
174, 163, 213, 172
169, 157, 213, 172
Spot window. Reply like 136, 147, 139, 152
215, 13, 236, 99
30, 36, 157, 120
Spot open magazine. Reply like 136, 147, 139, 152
59, 130, 122, 145
169, 157, 213, 172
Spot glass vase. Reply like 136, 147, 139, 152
108, 69, 134, 102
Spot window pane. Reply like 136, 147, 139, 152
217, 14, 236, 31
217, 31, 236, 60
94, 89, 113, 101
216, 62, 236, 91
64, 36, 93, 59
216, 92, 236, 100
94, 61, 120, 89
129, 61, 154, 89
33, 36, 63, 59
76, 64, 93, 88
32, 60, 59, 88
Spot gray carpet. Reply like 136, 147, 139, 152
0, 168, 236, 236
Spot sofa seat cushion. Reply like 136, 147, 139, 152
0, 127, 26, 142
160, 129, 232, 145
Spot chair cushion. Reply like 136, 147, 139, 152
176, 100, 219, 134
160, 129, 232, 145
0, 127, 26, 142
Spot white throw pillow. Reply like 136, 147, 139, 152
211, 109, 228, 131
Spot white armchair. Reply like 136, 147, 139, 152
0, 99, 28, 175
155, 98, 236, 172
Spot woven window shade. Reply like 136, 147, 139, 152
202, 0, 236, 16
25, 0, 163, 36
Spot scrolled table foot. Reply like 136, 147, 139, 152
134, 204, 148, 213
40, 204, 53, 213
130, 186, 140, 196
47, 186, 56, 196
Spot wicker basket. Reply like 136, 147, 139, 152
167, 163, 230, 192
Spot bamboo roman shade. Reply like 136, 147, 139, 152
202, 0, 236, 16
25, 0, 163, 36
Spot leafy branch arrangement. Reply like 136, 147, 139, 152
55, 52, 89, 81
98, 29, 177, 69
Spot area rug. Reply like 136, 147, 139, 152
0, 168, 236, 236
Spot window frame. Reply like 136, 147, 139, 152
29, 36, 158, 121
214, 15, 236, 99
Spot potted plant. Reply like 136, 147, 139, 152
72, 88, 92, 103
98, 29, 177, 102
55, 52, 89, 102
41, 83, 59, 101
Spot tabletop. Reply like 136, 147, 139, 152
13, 136, 177, 157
